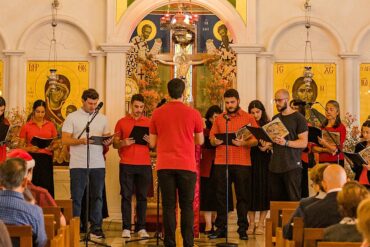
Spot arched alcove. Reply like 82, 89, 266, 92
111, 0, 247, 44
0, 27, 9, 52
17, 15, 96, 59
353, 24, 370, 59
267, 17, 347, 58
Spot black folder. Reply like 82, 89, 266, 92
30, 136, 54, 149
215, 133, 237, 146
246, 126, 272, 142
308, 126, 322, 145
129, 126, 149, 145
0, 122, 10, 144
344, 152, 368, 166
89, 134, 115, 146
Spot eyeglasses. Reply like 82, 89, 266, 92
273, 98, 287, 103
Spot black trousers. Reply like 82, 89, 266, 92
213, 165, 251, 233
158, 169, 196, 247
30, 153, 54, 197
119, 164, 152, 231
269, 168, 302, 201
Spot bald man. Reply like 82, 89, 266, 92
303, 165, 347, 227
261, 89, 308, 201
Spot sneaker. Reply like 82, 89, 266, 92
90, 228, 105, 239
138, 229, 150, 238
247, 223, 255, 235
122, 229, 131, 238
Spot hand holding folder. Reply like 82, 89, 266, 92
129, 126, 149, 145
30, 136, 54, 149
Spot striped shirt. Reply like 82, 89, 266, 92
210, 109, 258, 166
0, 190, 47, 247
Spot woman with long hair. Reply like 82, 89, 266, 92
247, 100, 271, 235
19, 99, 57, 197
352, 120, 370, 188
0, 97, 9, 162
313, 100, 346, 166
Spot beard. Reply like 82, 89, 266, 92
277, 102, 287, 113
226, 105, 240, 114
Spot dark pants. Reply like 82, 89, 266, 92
213, 165, 251, 233
119, 164, 152, 231
30, 153, 54, 197
70, 168, 105, 230
158, 169, 196, 247
269, 168, 302, 201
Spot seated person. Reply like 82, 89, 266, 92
283, 164, 328, 239
0, 219, 12, 247
357, 197, 370, 247
0, 158, 47, 247
323, 181, 368, 242
7, 149, 66, 226
303, 164, 347, 228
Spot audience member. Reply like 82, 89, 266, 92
323, 181, 368, 242
0, 158, 47, 247
303, 164, 347, 228
283, 163, 328, 239
357, 197, 370, 247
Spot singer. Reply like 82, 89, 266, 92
62, 88, 112, 239
209, 89, 258, 240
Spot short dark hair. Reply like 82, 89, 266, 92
0, 158, 27, 190
131, 94, 145, 104
82, 88, 99, 101
218, 24, 227, 33
167, 78, 185, 99
142, 24, 152, 31
224, 89, 239, 100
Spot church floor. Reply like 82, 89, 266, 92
81, 211, 265, 247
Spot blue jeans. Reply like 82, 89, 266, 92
70, 168, 105, 230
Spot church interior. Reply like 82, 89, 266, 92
1, 0, 370, 246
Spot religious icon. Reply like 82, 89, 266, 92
360, 64, 370, 124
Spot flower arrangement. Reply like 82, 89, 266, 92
136, 59, 164, 116
5, 108, 27, 149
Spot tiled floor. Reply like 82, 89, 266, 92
81, 211, 265, 246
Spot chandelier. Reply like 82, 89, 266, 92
303, 0, 314, 85
160, 1, 199, 47
48, 0, 60, 84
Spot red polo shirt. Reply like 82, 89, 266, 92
150, 101, 203, 172
19, 120, 57, 155
114, 114, 151, 165
210, 109, 258, 166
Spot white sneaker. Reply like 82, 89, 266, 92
122, 229, 131, 238
138, 229, 150, 238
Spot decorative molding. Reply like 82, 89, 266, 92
89, 50, 105, 57
339, 53, 360, 59
230, 44, 264, 54
3, 50, 25, 56
100, 43, 132, 53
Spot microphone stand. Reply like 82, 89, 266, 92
307, 103, 342, 166
80, 108, 110, 247
217, 116, 237, 247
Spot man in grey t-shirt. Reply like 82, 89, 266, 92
62, 88, 112, 239
261, 89, 308, 201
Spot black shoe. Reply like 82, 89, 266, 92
90, 228, 106, 239
208, 228, 226, 239
239, 231, 248, 240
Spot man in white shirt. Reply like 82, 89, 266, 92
62, 88, 112, 239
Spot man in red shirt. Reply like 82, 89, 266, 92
113, 94, 151, 239
209, 89, 258, 240
149, 78, 204, 247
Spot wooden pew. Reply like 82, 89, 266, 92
55, 199, 73, 225
265, 201, 299, 247
6, 225, 32, 247
276, 208, 297, 247
69, 217, 80, 247
57, 225, 70, 247
303, 228, 324, 247
44, 214, 56, 247
317, 242, 363, 247
287, 217, 304, 247
42, 206, 61, 233
50, 233, 63, 247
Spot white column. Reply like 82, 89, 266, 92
3, 50, 24, 110
339, 53, 359, 117
231, 44, 263, 110
89, 50, 105, 100
257, 52, 274, 113
100, 43, 131, 219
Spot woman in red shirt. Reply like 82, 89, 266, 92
313, 100, 346, 166
0, 97, 9, 163
19, 100, 57, 197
